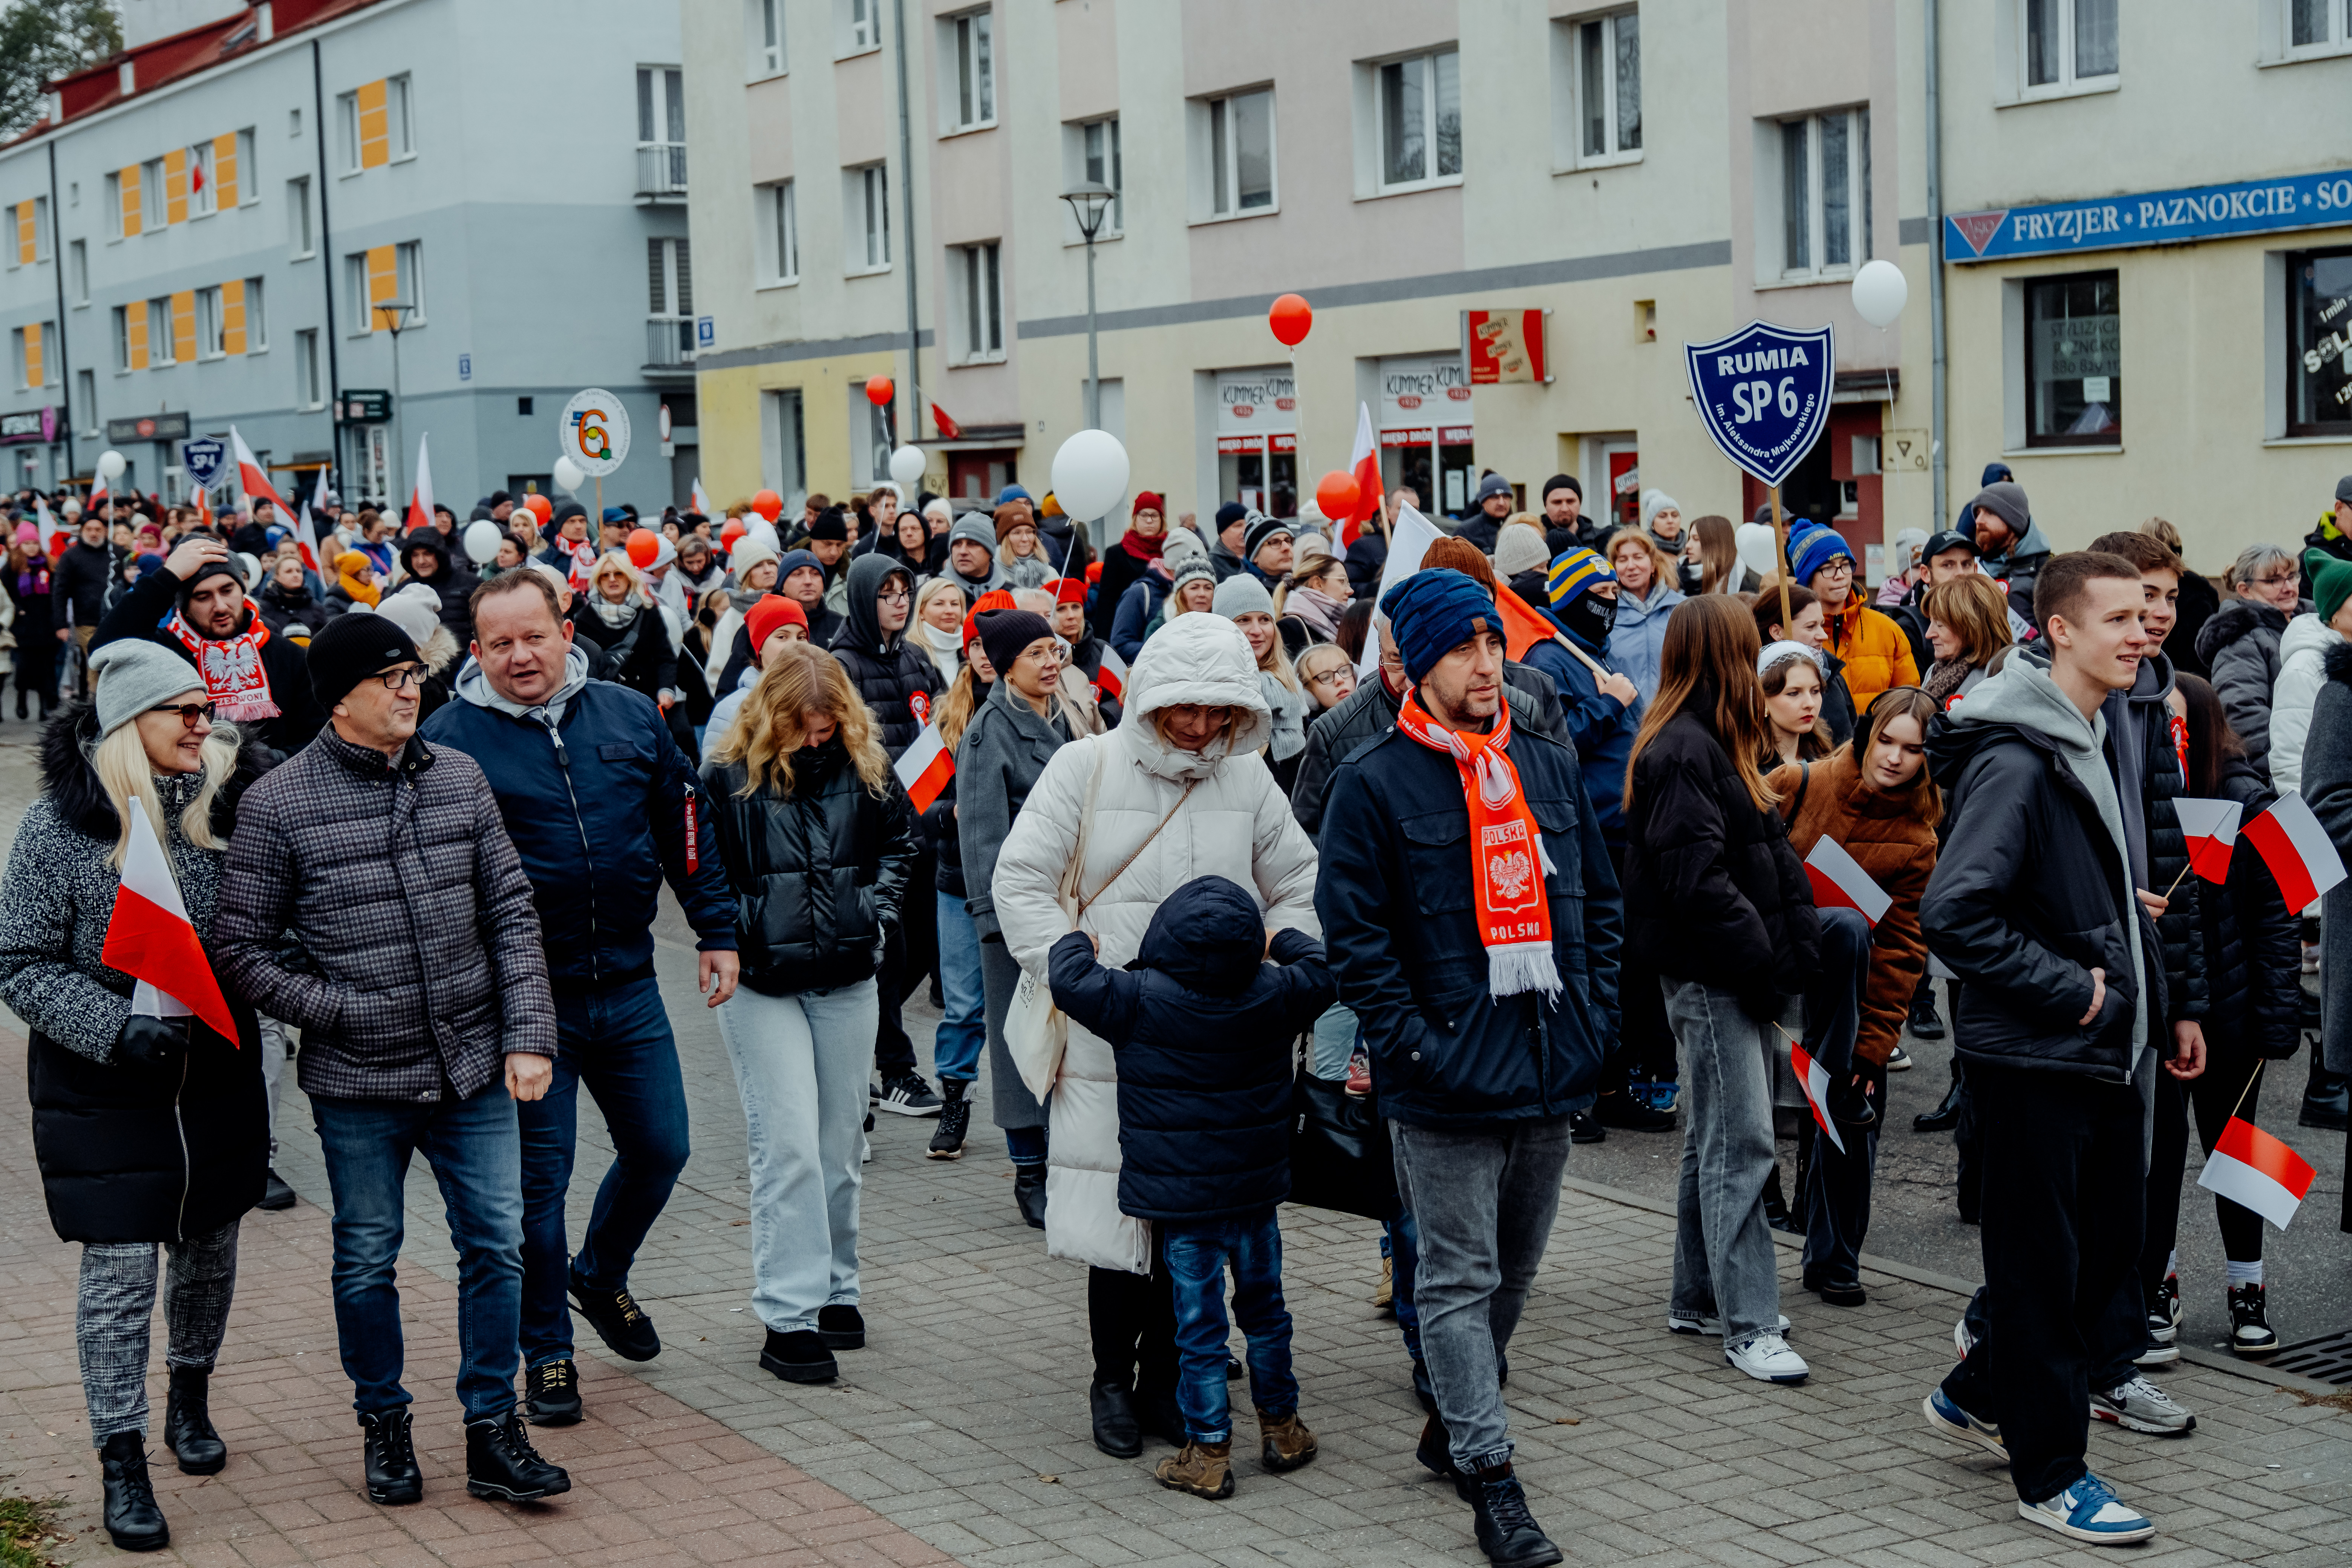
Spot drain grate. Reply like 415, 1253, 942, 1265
2268, 1329, 2352, 1385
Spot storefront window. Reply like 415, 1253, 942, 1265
2025, 270, 2120, 446
2289, 248, 2352, 438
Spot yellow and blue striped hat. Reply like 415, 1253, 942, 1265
1546, 547, 1616, 606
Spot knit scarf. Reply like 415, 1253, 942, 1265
1287, 583, 1346, 639
1921, 656, 1973, 708
1119, 528, 1165, 562
1392, 688, 1561, 999
166, 612, 280, 721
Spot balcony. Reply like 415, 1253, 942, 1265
635, 143, 687, 202
645, 317, 695, 376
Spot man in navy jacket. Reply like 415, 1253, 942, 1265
421, 571, 737, 1428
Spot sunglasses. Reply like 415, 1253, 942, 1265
149, 701, 217, 729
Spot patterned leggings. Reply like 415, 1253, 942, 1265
77, 1221, 240, 1445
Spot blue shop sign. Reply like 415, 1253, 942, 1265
1947, 168, 2352, 263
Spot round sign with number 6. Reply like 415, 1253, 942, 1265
558, 387, 631, 478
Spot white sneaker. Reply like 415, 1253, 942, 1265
2091, 1375, 2195, 1435
1952, 1316, 1978, 1361
1666, 1310, 1789, 1337
2018, 1472, 2156, 1544
1725, 1330, 1809, 1384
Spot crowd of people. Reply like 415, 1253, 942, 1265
0, 459, 2348, 1566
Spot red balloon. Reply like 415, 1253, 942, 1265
524, 493, 553, 522
750, 489, 784, 522
721, 517, 748, 547
1268, 293, 1313, 348
865, 374, 895, 407
625, 530, 660, 569
1315, 470, 1360, 522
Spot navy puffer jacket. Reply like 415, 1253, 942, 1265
1047, 875, 1334, 1221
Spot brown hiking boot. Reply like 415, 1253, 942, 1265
1374, 1255, 1394, 1311
1154, 1439, 1234, 1499
1257, 1409, 1318, 1473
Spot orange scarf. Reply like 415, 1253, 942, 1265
1393, 688, 1561, 998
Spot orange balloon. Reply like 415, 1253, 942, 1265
1268, 293, 1312, 348
524, 493, 553, 522
721, 517, 748, 547
750, 489, 784, 522
626, 530, 660, 569
1315, 470, 1360, 521
865, 374, 895, 407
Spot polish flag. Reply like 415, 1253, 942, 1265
2241, 792, 2349, 911
405, 433, 435, 537
193, 482, 212, 533
1338, 402, 1384, 550
36, 494, 66, 555
931, 401, 963, 441
2196, 1116, 2318, 1230
1093, 644, 1127, 703
893, 723, 955, 813
100, 796, 238, 1044
1788, 1036, 1845, 1155
288, 466, 328, 572
230, 426, 293, 528
691, 476, 713, 517
1354, 501, 1443, 677
2174, 797, 2243, 885
1805, 837, 1893, 925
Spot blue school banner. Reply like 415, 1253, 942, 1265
1683, 322, 1836, 489
1945, 169, 2352, 263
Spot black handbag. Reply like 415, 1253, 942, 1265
1287, 1040, 1401, 1222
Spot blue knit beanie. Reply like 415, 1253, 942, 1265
1381, 569, 1498, 685
1789, 525, 1854, 588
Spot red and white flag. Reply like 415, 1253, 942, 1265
1338, 402, 1384, 550
1788, 1037, 1845, 1155
2196, 1115, 2317, 1230
193, 482, 212, 532
230, 426, 293, 527
1093, 644, 1128, 703
691, 476, 713, 517
1805, 837, 1892, 925
2174, 797, 2242, 885
288, 466, 328, 572
100, 796, 238, 1045
894, 723, 955, 813
36, 494, 66, 555
2241, 791, 2348, 911
405, 433, 435, 537
931, 401, 962, 441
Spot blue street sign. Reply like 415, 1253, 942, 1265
180, 437, 226, 488
458, 352, 472, 381
696, 315, 715, 349
1683, 322, 1836, 489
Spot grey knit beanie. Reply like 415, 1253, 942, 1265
90, 640, 207, 738
948, 512, 997, 551
1212, 573, 1276, 620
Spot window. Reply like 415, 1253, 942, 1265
395, 241, 424, 322
2022, 0, 2117, 93
77, 368, 95, 431
236, 129, 256, 204
198, 286, 226, 357
1566, 9, 1641, 164
349, 243, 423, 332
289, 106, 301, 139
388, 74, 414, 158
1203, 89, 1276, 218
952, 242, 1003, 361
849, 163, 890, 271
339, 81, 404, 172
839, 0, 879, 55
148, 297, 178, 365
2026, 271, 2120, 446
288, 176, 313, 256
1775, 108, 1871, 278
751, 0, 785, 76
239, 277, 265, 351
1081, 116, 1122, 233
2288, 249, 2352, 437
943, 8, 995, 132
10, 196, 47, 264
191, 141, 216, 217
763, 180, 799, 283
70, 239, 86, 304
106, 170, 127, 238
11, 327, 29, 389
637, 67, 686, 147
141, 160, 164, 231
1374, 49, 1459, 191
112, 305, 131, 371
338, 90, 358, 170
649, 237, 692, 317
297, 329, 321, 406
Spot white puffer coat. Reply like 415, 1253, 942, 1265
993, 612, 1320, 1273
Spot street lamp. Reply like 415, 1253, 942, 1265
1060, 180, 1114, 430
374, 300, 413, 512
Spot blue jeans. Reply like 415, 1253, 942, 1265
1663, 977, 1784, 1349
1384, 1208, 1422, 1363
311, 1082, 525, 1423
1161, 1213, 1298, 1444
933, 891, 986, 1083
518, 976, 692, 1368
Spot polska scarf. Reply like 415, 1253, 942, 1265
166, 612, 280, 721
1392, 687, 1561, 998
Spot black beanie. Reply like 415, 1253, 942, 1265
976, 607, 1054, 678
1542, 473, 1581, 503
807, 507, 849, 543
308, 611, 421, 711
551, 499, 588, 525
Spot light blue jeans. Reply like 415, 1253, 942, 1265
933, 891, 987, 1083
1663, 977, 1785, 1350
717, 978, 878, 1334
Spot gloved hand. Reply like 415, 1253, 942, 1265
115, 1014, 190, 1070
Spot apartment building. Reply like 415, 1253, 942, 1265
0, 0, 694, 512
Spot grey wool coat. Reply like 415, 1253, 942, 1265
957, 676, 1078, 941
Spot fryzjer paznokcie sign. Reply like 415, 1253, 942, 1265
1947, 168, 2352, 263
1683, 322, 1835, 488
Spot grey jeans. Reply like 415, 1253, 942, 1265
1389, 1116, 1572, 1472
78, 1221, 240, 1444
1663, 978, 1785, 1348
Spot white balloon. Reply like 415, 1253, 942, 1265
235, 551, 262, 589
888, 445, 927, 488
1851, 259, 1908, 328
552, 455, 586, 494
463, 519, 504, 564
1735, 522, 1782, 583
1050, 428, 1130, 523
96, 450, 126, 480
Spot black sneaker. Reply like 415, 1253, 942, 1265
100, 1432, 169, 1552
1592, 1090, 1674, 1132
817, 1303, 865, 1349
759, 1328, 838, 1384
1906, 994, 1945, 1040
876, 1072, 943, 1117
360, 1409, 423, 1506
1468, 1463, 1563, 1567
927, 1081, 972, 1159
464, 1412, 571, 1502
1568, 1109, 1605, 1144
1014, 1164, 1047, 1228
257, 1170, 297, 1210
524, 1359, 582, 1426
568, 1264, 660, 1361
2229, 1283, 2280, 1357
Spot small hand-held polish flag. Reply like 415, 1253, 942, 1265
2196, 1117, 2317, 1230
2174, 797, 2243, 884
2241, 792, 2349, 911
1787, 1036, 1847, 1155
1804, 837, 1893, 925
690, 476, 713, 517
893, 723, 955, 813
101, 796, 238, 1044
1093, 644, 1128, 703
405, 432, 435, 537
1339, 401, 1385, 550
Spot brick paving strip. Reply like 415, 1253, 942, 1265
6, 969, 2350, 1568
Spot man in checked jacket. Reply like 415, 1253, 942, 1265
214, 612, 570, 1511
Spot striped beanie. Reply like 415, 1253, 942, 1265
1546, 547, 1617, 606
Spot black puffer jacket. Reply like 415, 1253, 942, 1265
51, 536, 126, 628
397, 530, 477, 640
2195, 598, 2292, 779
2198, 756, 2301, 1057
700, 736, 918, 997
828, 553, 941, 760
256, 577, 332, 641
1049, 877, 1334, 1222
568, 596, 678, 705
1622, 707, 1821, 1003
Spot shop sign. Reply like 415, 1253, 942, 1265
0, 408, 45, 444
1948, 167, 2352, 263
106, 411, 190, 443
1378, 426, 1473, 448
1379, 354, 1474, 432
1216, 434, 1297, 455
1215, 369, 1295, 435
337, 388, 391, 423
1464, 309, 1548, 384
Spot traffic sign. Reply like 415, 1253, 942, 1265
180, 437, 225, 487
1682, 322, 1835, 488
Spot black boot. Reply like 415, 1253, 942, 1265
2301, 1055, 2349, 1132
1416, 1413, 1473, 1501
523, 1359, 582, 1427
1014, 1164, 1047, 1229
464, 1412, 572, 1502
1914, 1066, 1965, 1133
99, 1431, 169, 1552
1467, 1461, 1564, 1567
927, 1080, 972, 1159
163, 1365, 226, 1474
1906, 985, 1945, 1040
1089, 1380, 1141, 1458
1761, 1167, 1799, 1234
360, 1409, 423, 1505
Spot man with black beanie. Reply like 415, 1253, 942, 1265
91, 533, 323, 753
1210, 502, 1250, 582
1540, 475, 1586, 556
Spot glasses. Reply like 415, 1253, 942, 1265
878, 591, 912, 605
371, 666, 427, 691
1307, 667, 1353, 689
2249, 573, 2297, 588
1813, 559, 1854, 577
148, 701, 216, 729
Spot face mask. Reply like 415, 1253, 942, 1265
1678, 559, 1705, 594
1560, 592, 1616, 647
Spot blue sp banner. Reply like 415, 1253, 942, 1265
180, 438, 225, 488
1683, 322, 1835, 489
1946, 168, 2352, 264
